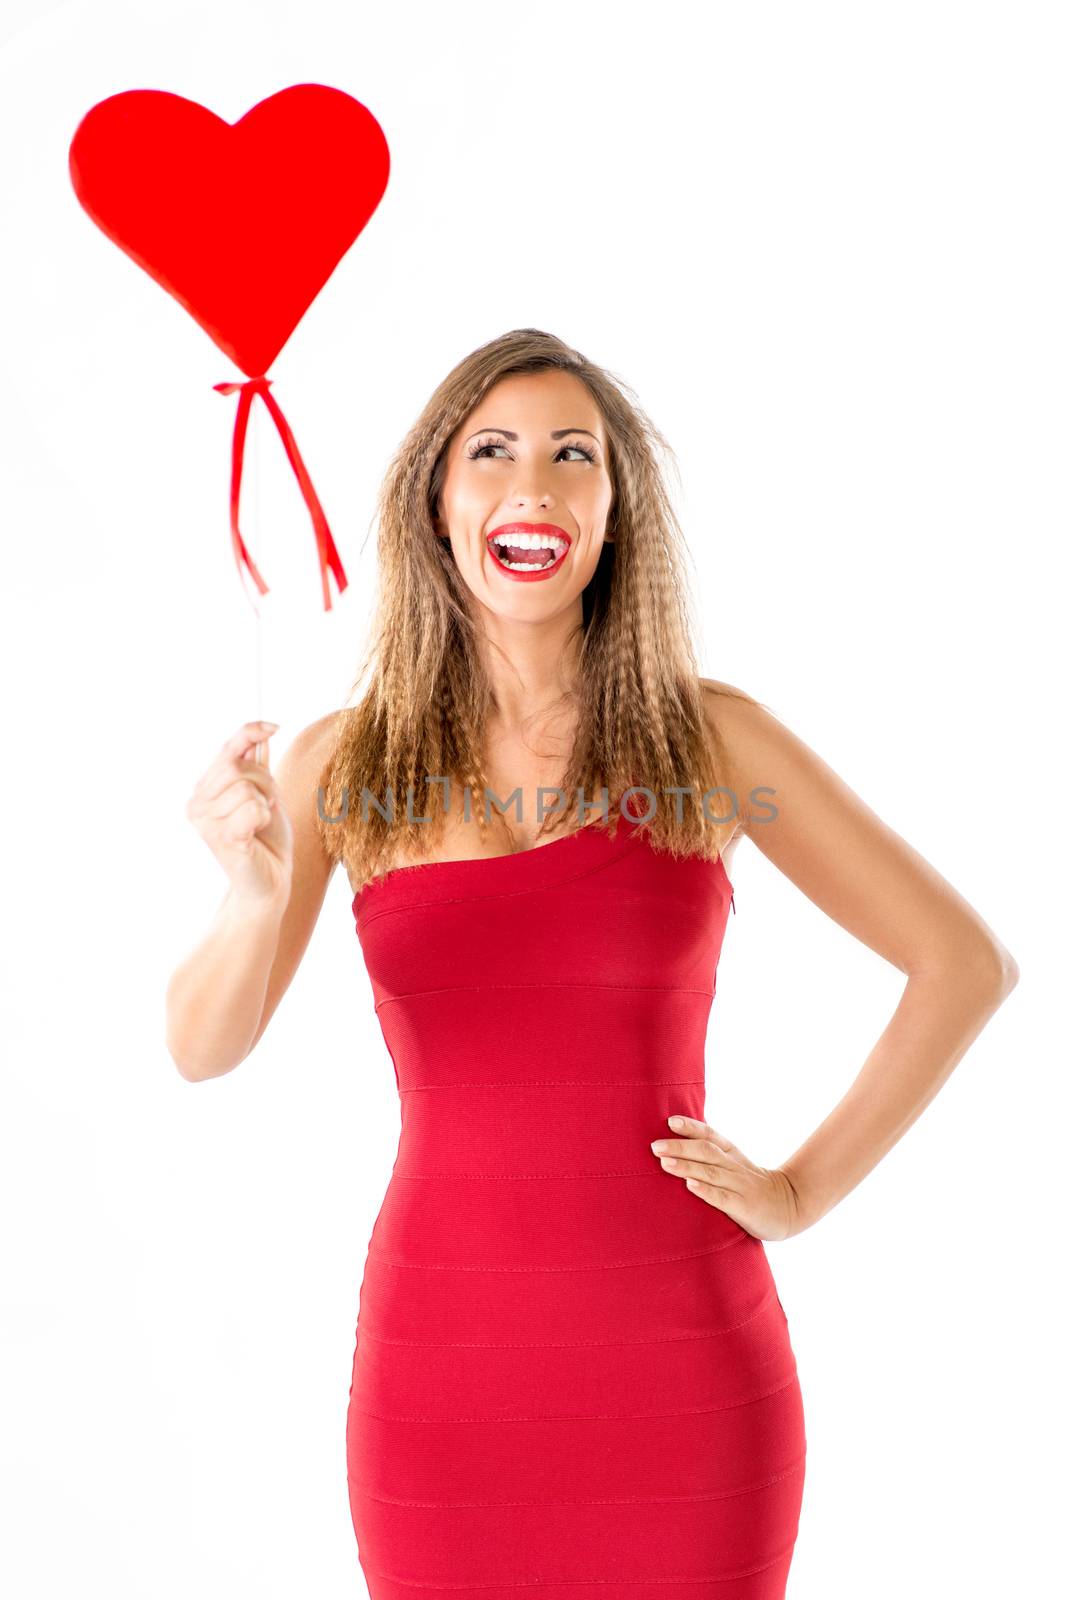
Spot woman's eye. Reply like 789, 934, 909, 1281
469, 442, 595, 462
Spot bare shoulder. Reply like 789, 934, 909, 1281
279, 707, 344, 769
697, 677, 782, 833
698, 677, 774, 728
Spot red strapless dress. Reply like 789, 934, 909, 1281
346, 809, 806, 1598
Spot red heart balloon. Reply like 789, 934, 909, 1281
69, 83, 390, 374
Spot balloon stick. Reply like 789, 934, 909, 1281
253, 418, 266, 768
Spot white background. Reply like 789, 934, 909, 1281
1, 1, 1083, 1595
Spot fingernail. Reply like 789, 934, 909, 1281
668, 1115, 685, 1128
260, 721, 279, 730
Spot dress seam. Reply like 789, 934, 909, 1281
360, 1539, 798, 1590
348, 1453, 807, 1510
388, 1168, 714, 1180
375, 982, 715, 1010
356, 1284, 779, 1349
350, 1369, 800, 1426
365, 1230, 750, 1272
355, 834, 648, 928
396, 1077, 705, 1093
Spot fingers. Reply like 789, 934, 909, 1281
657, 1154, 739, 1192
683, 1176, 731, 1208
673, 1117, 734, 1155
187, 765, 277, 828
223, 719, 279, 759
190, 722, 281, 806
650, 1118, 743, 1192
185, 719, 285, 854
207, 719, 279, 784
226, 800, 273, 849
183, 720, 292, 900
200, 778, 275, 822
650, 1130, 734, 1166
207, 784, 275, 841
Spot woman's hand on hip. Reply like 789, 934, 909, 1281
650, 1116, 804, 1241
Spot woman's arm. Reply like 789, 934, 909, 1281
701, 684, 1019, 1236
165, 712, 340, 1082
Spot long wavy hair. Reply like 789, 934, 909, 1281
316, 328, 763, 890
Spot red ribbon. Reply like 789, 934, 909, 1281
212, 374, 349, 612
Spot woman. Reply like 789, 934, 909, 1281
167, 328, 1019, 1597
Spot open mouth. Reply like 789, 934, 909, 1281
485, 526, 571, 576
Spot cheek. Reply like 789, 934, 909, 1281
574, 480, 612, 523
448, 486, 493, 533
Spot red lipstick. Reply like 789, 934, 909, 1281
485, 522, 571, 583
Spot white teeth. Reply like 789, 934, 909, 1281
497, 552, 559, 571
489, 531, 566, 551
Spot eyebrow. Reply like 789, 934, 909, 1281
466, 427, 601, 444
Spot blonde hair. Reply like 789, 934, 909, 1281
316, 327, 763, 889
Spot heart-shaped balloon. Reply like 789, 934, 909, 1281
69, 84, 390, 610
69, 82, 390, 374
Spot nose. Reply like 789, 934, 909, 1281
509, 487, 555, 511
